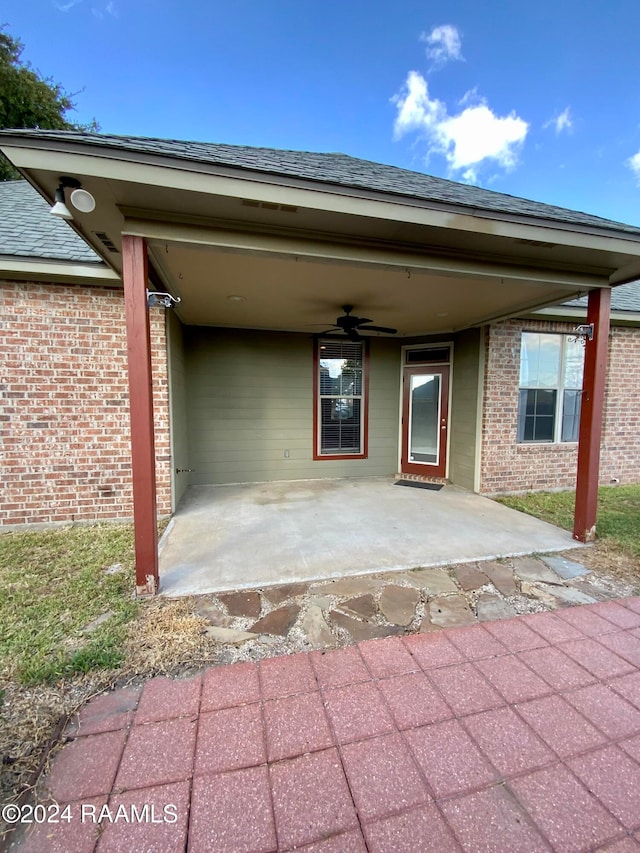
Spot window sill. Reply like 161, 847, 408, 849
314, 453, 368, 461
516, 442, 578, 449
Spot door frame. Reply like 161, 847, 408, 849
398, 344, 453, 478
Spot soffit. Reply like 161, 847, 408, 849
147, 239, 593, 334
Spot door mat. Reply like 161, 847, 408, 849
395, 480, 444, 491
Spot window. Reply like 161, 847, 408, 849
517, 332, 584, 443
405, 346, 451, 364
314, 339, 368, 458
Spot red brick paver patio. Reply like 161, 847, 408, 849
11, 598, 640, 852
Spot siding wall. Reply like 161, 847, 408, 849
184, 328, 401, 484
449, 328, 483, 491
167, 311, 189, 510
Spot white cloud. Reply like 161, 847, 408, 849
92, 1, 117, 17
392, 72, 528, 182
627, 150, 640, 184
420, 24, 463, 67
392, 71, 445, 138
544, 107, 573, 134
53, 0, 83, 11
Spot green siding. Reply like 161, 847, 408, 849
449, 328, 483, 491
167, 312, 189, 509
185, 328, 400, 485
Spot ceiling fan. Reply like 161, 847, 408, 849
314, 305, 398, 341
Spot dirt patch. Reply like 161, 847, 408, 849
121, 597, 215, 678
562, 543, 640, 589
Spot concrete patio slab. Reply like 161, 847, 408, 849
158, 478, 582, 596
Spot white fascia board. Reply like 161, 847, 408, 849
530, 305, 640, 325
0, 257, 119, 283
132, 218, 607, 290
4, 143, 640, 258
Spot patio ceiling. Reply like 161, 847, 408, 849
4, 133, 640, 334
145, 236, 601, 334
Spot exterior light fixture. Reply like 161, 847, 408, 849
147, 290, 181, 309
570, 323, 595, 346
573, 323, 594, 340
50, 177, 96, 219
70, 187, 96, 213
50, 184, 74, 219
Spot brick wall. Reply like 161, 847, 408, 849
480, 318, 640, 494
600, 325, 640, 485
0, 280, 171, 526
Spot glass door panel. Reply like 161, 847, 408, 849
409, 374, 440, 464
401, 365, 449, 478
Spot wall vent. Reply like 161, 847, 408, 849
515, 238, 557, 249
241, 199, 298, 213
93, 231, 119, 253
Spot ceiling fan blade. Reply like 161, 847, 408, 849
312, 329, 342, 336
358, 325, 398, 334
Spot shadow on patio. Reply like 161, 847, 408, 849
157, 478, 582, 597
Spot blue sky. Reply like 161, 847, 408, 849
5, 0, 640, 225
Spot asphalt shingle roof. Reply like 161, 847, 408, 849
3, 129, 640, 237
0, 180, 100, 263
1, 134, 639, 313
564, 282, 640, 313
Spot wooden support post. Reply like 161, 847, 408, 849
573, 287, 611, 542
122, 235, 159, 594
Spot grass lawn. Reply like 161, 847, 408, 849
0, 524, 140, 686
497, 484, 640, 557
0, 522, 211, 810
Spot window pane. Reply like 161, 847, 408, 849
319, 341, 363, 398
535, 388, 556, 417
519, 333, 561, 388
517, 389, 528, 441
321, 398, 361, 453
339, 370, 362, 396
561, 389, 582, 442
532, 412, 555, 442
564, 338, 585, 390
406, 347, 450, 364
409, 374, 440, 464
517, 389, 557, 443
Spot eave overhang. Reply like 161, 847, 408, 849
0, 255, 118, 284
2, 132, 640, 334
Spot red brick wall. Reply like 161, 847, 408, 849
480, 318, 640, 494
0, 280, 171, 526
600, 325, 640, 485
